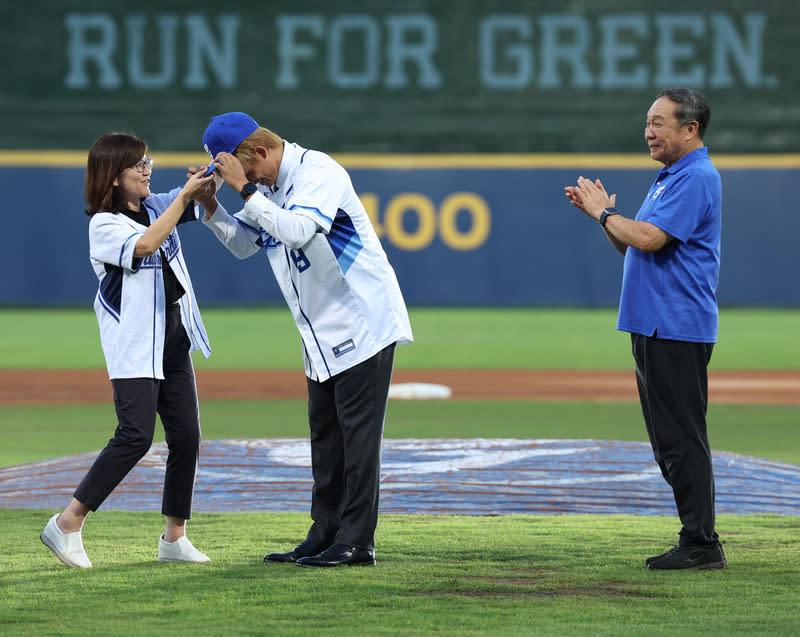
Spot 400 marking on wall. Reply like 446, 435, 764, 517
360, 192, 491, 251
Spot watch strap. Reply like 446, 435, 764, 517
240, 182, 258, 200
599, 207, 619, 228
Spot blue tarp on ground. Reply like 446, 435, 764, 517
3, 438, 798, 515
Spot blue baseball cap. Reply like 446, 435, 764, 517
203, 112, 259, 159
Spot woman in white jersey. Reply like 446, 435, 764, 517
40, 133, 214, 568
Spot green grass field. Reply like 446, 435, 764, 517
1, 307, 798, 369
2, 510, 799, 636
2, 400, 799, 468
1, 307, 799, 635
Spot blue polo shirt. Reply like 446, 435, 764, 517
617, 147, 721, 343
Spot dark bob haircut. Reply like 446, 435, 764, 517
84, 133, 147, 216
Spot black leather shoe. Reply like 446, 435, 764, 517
264, 539, 328, 563
646, 543, 727, 570
296, 543, 376, 568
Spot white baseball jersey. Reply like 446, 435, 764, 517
89, 188, 211, 379
203, 141, 412, 381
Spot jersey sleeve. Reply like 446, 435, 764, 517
146, 187, 197, 225
241, 192, 318, 249
647, 173, 709, 243
283, 152, 348, 233
89, 213, 145, 272
202, 203, 262, 259
144, 187, 180, 212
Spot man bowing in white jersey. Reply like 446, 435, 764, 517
196, 112, 413, 568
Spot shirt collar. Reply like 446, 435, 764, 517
118, 203, 148, 224
659, 146, 709, 177
273, 140, 296, 193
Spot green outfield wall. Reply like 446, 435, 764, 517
2, 0, 799, 153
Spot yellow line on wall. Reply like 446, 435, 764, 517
0, 151, 798, 169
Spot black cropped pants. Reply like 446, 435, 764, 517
74, 303, 201, 519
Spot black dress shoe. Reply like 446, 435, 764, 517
264, 539, 328, 563
296, 543, 376, 568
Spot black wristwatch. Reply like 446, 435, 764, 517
239, 182, 258, 200
599, 207, 619, 228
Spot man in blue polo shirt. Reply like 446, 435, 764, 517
564, 88, 724, 570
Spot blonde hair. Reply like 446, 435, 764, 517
235, 127, 283, 166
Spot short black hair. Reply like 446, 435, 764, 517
656, 87, 711, 139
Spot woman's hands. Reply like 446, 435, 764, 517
187, 166, 220, 219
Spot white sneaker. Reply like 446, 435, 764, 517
158, 535, 211, 563
40, 514, 92, 568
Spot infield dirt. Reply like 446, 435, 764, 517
1, 369, 798, 406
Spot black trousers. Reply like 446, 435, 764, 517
631, 333, 718, 548
304, 343, 395, 550
74, 303, 201, 519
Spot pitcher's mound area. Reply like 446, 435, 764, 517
2, 438, 798, 516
